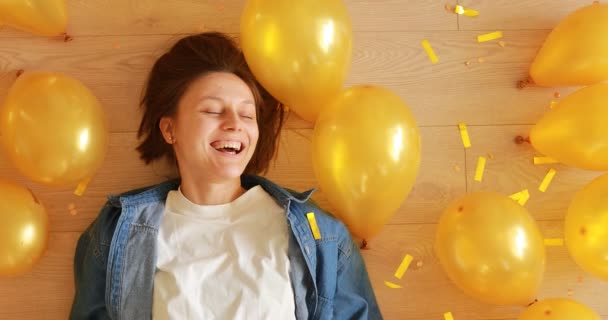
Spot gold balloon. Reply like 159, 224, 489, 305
530, 3, 608, 86
518, 298, 600, 320
0, 180, 48, 276
241, 0, 352, 123
0, 71, 109, 187
435, 192, 546, 305
312, 85, 421, 239
530, 83, 608, 171
0, 0, 67, 36
565, 173, 608, 280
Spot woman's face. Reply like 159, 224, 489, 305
162, 72, 259, 182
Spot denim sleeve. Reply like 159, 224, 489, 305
334, 227, 383, 320
69, 203, 117, 320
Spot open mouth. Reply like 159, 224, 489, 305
212, 141, 244, 155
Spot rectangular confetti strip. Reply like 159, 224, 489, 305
454, 5, 479, 17
539, 168, 557, 192
458, 123, 471, 148
74, 177, 92, 196
444, 312, 454, 320
534, 156, 558, 165
474, 156, 486, 182
509, 189, 530, 206
421, 40, 439, 64
544, 238, 564, 246
384, 281, 402, 289
477, 31, 503, 43
394, 254, 413, 279
306, 212, 322, 240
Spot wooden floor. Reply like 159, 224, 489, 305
1, 0, 607, 319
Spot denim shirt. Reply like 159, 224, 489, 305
70, 175, 382, 319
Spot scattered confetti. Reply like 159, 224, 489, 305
474, 156, 486, 182
74, 178, 91, 196
416, 260, 424, 268
421, 40, 439, 64
306, 212, 322, 240
394, 254, 414, 279
444, 312, 454, 320
544, 238, 564, 246
477, 31, 503, 43
458, 123, 471, 148
464, 60, 472, 66
487, 153, 494, 159
534, 156, 558, 165
384, 281, 402, 289
498, 41, 506, 47
454, 5, 479, 17
509, 189, 530, 206
539, 168, 557, 192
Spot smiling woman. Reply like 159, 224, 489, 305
69, 32, 382, 320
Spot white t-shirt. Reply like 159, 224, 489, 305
153, 186, 296, 319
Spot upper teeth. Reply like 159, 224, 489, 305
214, 141, 242, 150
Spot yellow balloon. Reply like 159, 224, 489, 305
530, 83, 608, 171
0, 180, 48, 276
530, 3, 608, 86
241, 0, 352, 123
0, 71, 109, 187
435, 192, 546, 305
518, 298, 600, 320
0, 0, 67, 36
312, 85, 421, 239
565, 173, 608, 280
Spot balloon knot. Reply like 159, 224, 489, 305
517, 77, 534, 89
16, 69, 24, 78
514, 135, 530, 144
63, 33, 74, 42
360, 239, 368, 250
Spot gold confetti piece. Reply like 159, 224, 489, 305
458, 123, 471, 148
544, 238, 564, 246
74, 177, 91, 196
477, 31, 503, 43
534, 156, 558, 165
474, 156, 486, 182
550, 100, 558, 109
487, 153, 494, 159
444, 312, 454, 320
464, 60, 472, 66
384, 281, 402, 289
539, 168, 557, 192
509, 189, 530, 206
454, 5, 479, 17
421, 40, 438, 64
416, 260, 424, 268
498, 41, 506, 47
394, 254, 413, 279
306, 212, 322, 240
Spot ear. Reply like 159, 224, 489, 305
159, 116, 175, 144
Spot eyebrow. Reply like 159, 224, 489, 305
199, 96, 255, 105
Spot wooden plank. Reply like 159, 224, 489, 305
0, 126, 462, 232
464, 125, 603, 221
458, 0, 595, 31
0, 30, 571, 131
364, 222, 608, 320
2, 223, 608, 320
0, 0, 456, 38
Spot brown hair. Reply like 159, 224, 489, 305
136, 32, 285, 175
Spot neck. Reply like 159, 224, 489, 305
179, 175, 245, 205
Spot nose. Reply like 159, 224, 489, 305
220, 110, 242, 132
